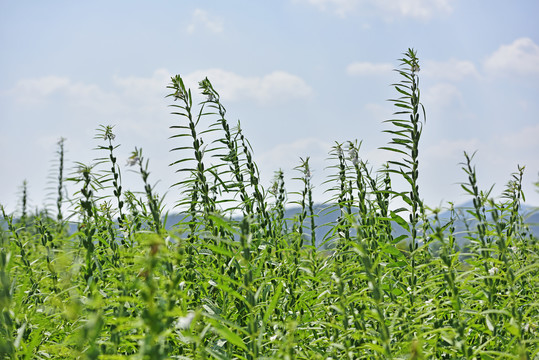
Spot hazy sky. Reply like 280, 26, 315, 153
1, 0, 538, 215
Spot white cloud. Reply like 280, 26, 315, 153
346, 62, 393, 76
3, 68, 312, 149
365, 102, 391, 119
187, 9, 224, 34
7, 76, 70, 104
416, 124, 539, 206
113, 69, 171, 95
376, 0, 453, 19
424, 138, 480, 162
4, 71, 175, 143
497, 123, 539, 150
422, 82, 462, 109
295, 0, 454, 19
184, 69, 313, 104
422, 59, 479, 82
6, 75, 118, 111
6, 68, 310, 111
112, 69, 171, 113
298, 0, 359, 17
484, 37, 539, 77
259, 137, 332, 173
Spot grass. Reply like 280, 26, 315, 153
1, 49, 538, 359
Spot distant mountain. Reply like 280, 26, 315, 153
3, 202, 537, 249
162, 204, 404, 247
163, 202, 539, 247
435, 201, 539, 244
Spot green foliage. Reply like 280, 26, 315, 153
1, 49, 538, 359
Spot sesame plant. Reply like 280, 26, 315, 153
1, 49, 538, 359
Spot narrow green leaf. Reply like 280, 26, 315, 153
263, 281, 283, 324
390, 211, 410, 232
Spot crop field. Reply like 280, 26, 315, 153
1, 49, 538, 359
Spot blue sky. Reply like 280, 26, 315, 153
1, 0, 538, 215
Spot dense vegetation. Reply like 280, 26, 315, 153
1, 49, 538, 359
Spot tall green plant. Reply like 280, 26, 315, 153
269, 169, 288, 237
127, 148, 164, 234
168, 75, 217, 236
18, 180, 29, 228
94, 125, 127, 237
381, 48, 426, 305
292, 157, 316, 247
199, 78, 253, 218
70, 163, 100, 282
0, 207, 15, 357
55, 138, 66, 230
324, 143, 352, 248
460, 151, 491, 261
382, 48, 426, 247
